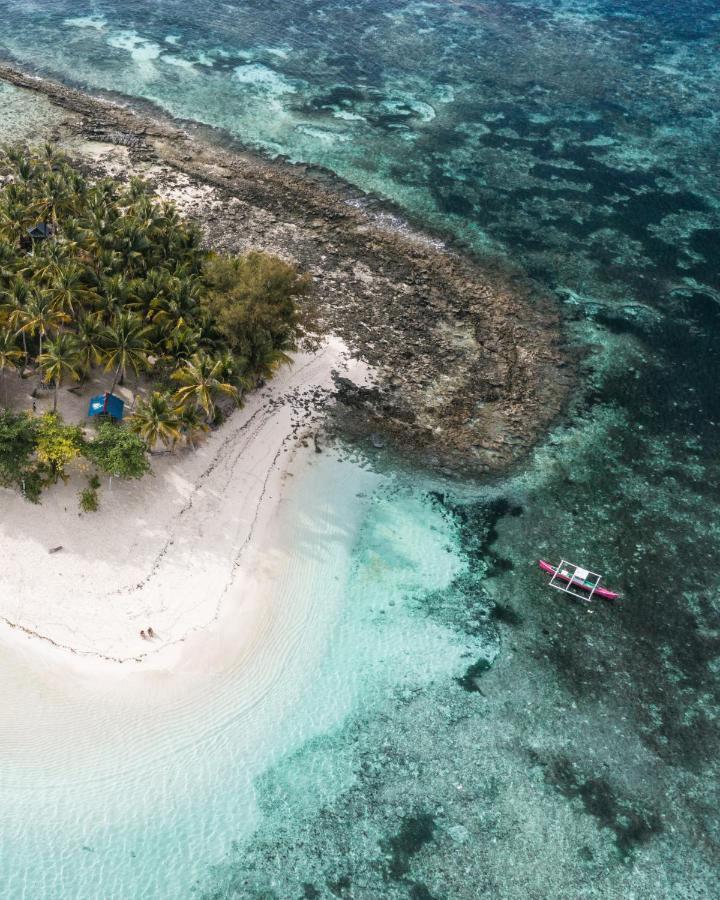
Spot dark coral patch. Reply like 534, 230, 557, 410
326, 874, 352, 896
384, 813, 436, 880
689, 226, 720, 259
489, 602, 524, 626
409, 883, 438, 900
545, 757, 662, 859
456, 657, 492, 692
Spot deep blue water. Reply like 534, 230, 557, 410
1, 1, 719, 897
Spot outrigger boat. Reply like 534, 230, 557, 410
538, 559, 620, 602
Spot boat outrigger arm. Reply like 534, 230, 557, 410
538, 559, 620, 602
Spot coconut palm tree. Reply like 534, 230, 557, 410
92, 248, 122, 279
130, 267, 171, 317
3, 277, 30, 366
114, 222, 151, 275
214, 349, 253, 400
0, 237, 18, 271
0, 200, 33, 244
24, 240, 71, 283
36, 169, 73, 227
240, 323, 294, 383
150, 276, 200, 329
161, 323, 200, 367
95, 275, 130, 323
171, 351, 239, 423
103, 312, 151, 394
125, 176, 150, 204
127, 391, 181, 450
49, 261, 98, 319
0, 329, 22, 406
38, 332, 81, 412
80, 207, 112, 260
41, 142, 67, 169
18, 290, 69, 360
194, 310, 223, 353
176, 402, 209, 450
76, 315, 107, 374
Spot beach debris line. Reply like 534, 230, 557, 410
538, 559, 621, 602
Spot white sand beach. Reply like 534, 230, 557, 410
0, 337, 368, 673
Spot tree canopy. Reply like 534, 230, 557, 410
83, 423, 150, 480
0, 409, 38, 489
0, 145, 306, 504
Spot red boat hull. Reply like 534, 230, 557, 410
538, 560, 620, 601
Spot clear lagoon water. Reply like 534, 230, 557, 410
1, 1, 719, 897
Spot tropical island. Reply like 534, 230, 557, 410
1, 144, 305, 511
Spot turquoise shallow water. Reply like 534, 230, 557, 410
1, 454, 486, 898
1, 1, 719, 896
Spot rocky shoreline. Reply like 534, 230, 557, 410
0, 63, 571, 477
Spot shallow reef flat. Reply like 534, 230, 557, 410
0, 80, 69, 141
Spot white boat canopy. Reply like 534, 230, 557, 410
548, 559, 603, 602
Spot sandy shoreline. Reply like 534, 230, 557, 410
0, 338, 368, 673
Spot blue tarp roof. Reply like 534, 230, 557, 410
88, 392, 124, 420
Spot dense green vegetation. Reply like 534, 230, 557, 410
0, 144, 306, 505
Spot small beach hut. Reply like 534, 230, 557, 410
28, 222, 54, 241
21, 222, 54, 251
88, 392, 125, 422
